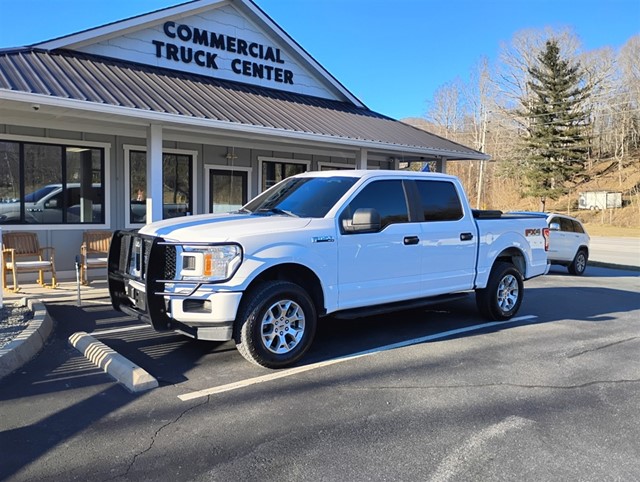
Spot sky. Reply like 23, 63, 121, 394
0, 0, 638, 120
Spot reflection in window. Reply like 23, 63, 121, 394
416, 180, 463, 221
129, 151, 192, 223
245, 176, 357, 218
0, 142, 20, 205
0, 141, 104, 225
342, 180, 408, 230
210, 169, 247, 213
262, 160, 306, 191
66, 147, 104, 223
320, 164, 354, 171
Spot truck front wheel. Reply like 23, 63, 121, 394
234, 281, 317, 368
476, 262, 524, 321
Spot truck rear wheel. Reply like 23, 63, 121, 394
476, 262, 524, 321
234, 280, 317, 368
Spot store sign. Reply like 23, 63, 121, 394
152, 21, 294, 84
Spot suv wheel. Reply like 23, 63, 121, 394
568, 249, 588, 276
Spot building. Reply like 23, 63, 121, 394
0, 0, 488, 278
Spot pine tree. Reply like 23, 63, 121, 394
523, 40, 590, 211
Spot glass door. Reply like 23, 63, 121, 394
209, 168, 248, 213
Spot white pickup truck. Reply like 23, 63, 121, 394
0, 183, 102, 224
108, 170, 549, 368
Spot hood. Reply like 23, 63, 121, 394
139, 212, 313, 242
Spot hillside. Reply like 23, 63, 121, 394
447, 155, 640, 237
563, 157, 640, 235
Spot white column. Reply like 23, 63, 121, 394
146, 124, 163, 223
356, 148, 368, 170
435, 157, 447, 173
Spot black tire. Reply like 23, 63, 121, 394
476, 262, 524, 321
234, 280, 317, 368
568, 249, 588, 276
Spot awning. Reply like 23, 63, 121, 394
0, 48, 488, 160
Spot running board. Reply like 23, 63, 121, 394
332, 292, 470, 320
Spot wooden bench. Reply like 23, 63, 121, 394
80, 230, 112, 285
2, 231, 57, 292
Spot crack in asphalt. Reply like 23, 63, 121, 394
567, 336, 640, 358
342, 378, 640, 391
103, 395, 210, 481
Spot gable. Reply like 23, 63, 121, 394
35, 0, 355, 103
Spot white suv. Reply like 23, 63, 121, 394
510, 212, 590, 275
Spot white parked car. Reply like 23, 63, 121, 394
510, 212, 590, 275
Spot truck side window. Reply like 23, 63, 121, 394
341, 180, 408, 230
415, 180, 463, 221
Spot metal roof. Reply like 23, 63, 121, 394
0, 48, 487, 159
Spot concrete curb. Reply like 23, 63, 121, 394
588, 261, 640, 272
68, 331, 158, 393
0, 298, 53, 380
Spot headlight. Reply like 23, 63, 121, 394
179, 244, 242, 282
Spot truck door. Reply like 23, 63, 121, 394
414, 180, 476, 295
337, 179, 423, 310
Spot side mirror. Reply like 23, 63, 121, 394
45, 199, 59, 209
344, 208, 381, 233
549, 222, 560, 231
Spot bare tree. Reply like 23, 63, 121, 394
420, 27, 638, 219
462, 57, 495, 207
580, 47, 616, 165
618, 35, 640, 152
425, 78, 465, 138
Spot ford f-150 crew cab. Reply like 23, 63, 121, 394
108, 170, 550, 368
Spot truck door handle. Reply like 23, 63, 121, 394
403, 236, 420, 245
460, 232, 474, 241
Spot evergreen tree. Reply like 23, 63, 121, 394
523, 39, 590, 210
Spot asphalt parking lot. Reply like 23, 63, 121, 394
1, 264, 639, 481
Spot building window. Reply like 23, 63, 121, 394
318, 162, 355, 171
260, 158, 308, 191
0, 140, 104, 225
127, 149, 193, 224
208, 168, 249, 213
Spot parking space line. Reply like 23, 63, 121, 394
92, 325, 150, 335
178, 315, 538, 401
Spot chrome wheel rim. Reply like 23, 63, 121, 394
261, 299, 306, 354
576, 253, 586, 273
497, 274, 519, 312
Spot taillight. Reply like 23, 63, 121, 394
543, 228, 550, 251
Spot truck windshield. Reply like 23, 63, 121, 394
243, 176, 357, 218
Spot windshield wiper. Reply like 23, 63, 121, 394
256, 208, 298, 217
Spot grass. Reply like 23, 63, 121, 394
582, 224, 640, 238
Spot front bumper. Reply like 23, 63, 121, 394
107, 230, 240, 341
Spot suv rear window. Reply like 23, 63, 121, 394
571, 220, 585, 233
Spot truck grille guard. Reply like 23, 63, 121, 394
107, 230, 219, 330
